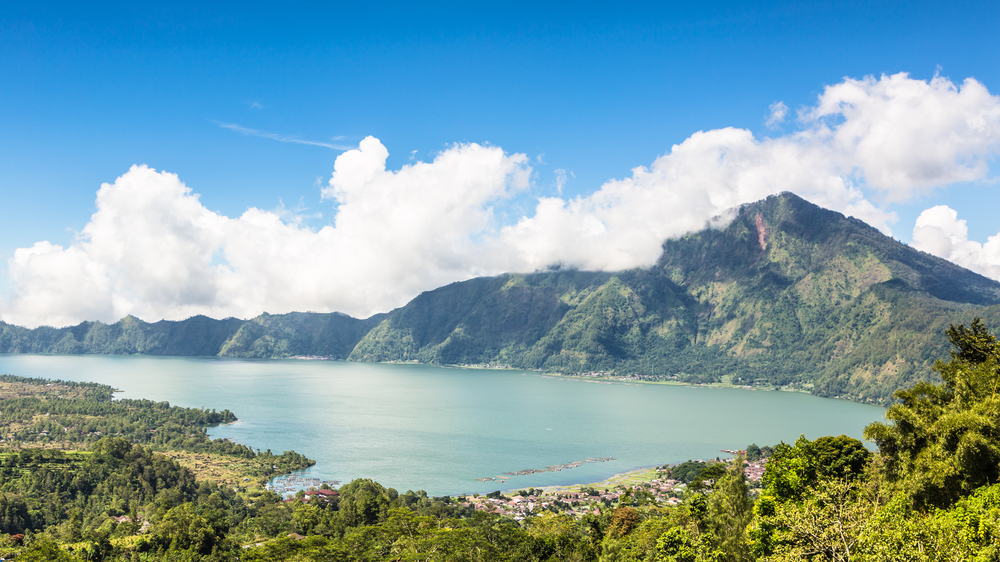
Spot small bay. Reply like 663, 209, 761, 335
0, 354, 885, 496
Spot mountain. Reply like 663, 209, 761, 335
0, 312, 384, 360
3, 193, 999, 403
347, 193, 1000, 402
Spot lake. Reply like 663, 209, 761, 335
0, 354, 885, 496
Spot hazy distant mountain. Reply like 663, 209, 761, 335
0, 312, 383, 361
3, 193, 999, 404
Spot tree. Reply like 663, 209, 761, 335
606, 507, 641, 539
760, 435, 871, 504
812, 435, 870, 480
708, 454, 753, 562
336, 479, 398, 528
12, 537, 83, 562
864, 318, 1000, 509
764, 476, 882, 561
657, 527, 699, 562
150, 502, 229, 555
690, 464, 727, 495
657, 526, 721, 562
750, 436, 874, 559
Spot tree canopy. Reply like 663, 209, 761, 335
865, 318, 1000, 509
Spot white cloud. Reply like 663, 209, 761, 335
803, 73, 1000, 201
493, 72, 1000, 272
4, 73, 1000, 327
554, 169, 569, 194
2, 139, 531, 327
494, 126, 894, 271
6, 166, 232, 327
765, 101, 788, 128
912, 205, 1000, 281
6, 242, 115, 329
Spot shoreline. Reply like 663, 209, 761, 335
442, 363, 815, 396
517, 465, 663, 496
1, 353, 846, 401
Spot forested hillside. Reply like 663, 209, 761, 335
348, 193, 1000, 403
4, 321, 1000, 560
0, 312, 384, 359
4, 193, 1000, 403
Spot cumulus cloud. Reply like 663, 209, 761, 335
804, 73, 1000, 201
912, 205, 1000, 280
4, 73, 1000, 327
494, 72, 1000, 272
495, 125, 895, 272
2, 139, 530, 327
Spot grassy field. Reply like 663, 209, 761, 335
162, 451, 278, 490
0, 379, 100, 400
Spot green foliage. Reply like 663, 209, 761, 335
744, 444, 773, 462
149, 502, 230, 554
740, 320, 1000, 560
927, 482, 1000, 560
758, 476, 883, 561
811, 435, 871, 481
0, 438, 202, 534
0, 376, 315, 486
750, 436, 873, 560
14, 537, 83, 561
656, 526, 701, 562
0, 377, 246, 454
335, 479, 398, 528
760, 435, 870, 503
666, 461, 710, 484
706, 455, 752, 561
864, 318, 1000, 509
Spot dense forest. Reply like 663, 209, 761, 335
4, 194, 1000, 404
0, 375, 313, 485
0, 320, 999, 559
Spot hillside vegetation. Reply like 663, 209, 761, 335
4, 193, 1000, 404
3, 321, 1000, 560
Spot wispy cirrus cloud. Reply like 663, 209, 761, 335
212, 121, 353, 150
765, 101, 788, 128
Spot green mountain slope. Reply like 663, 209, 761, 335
3, 192, 999, 403
348, 193, 1000, 402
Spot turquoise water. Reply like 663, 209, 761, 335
0, 354, 885, 496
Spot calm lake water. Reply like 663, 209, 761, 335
0, 354, 885, 496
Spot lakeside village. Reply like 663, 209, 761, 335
266, 450, 768, 521
268, 475, 341, 496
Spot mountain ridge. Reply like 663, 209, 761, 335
3, 192, 999, 404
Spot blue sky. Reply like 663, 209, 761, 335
2, 1, 999, 327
